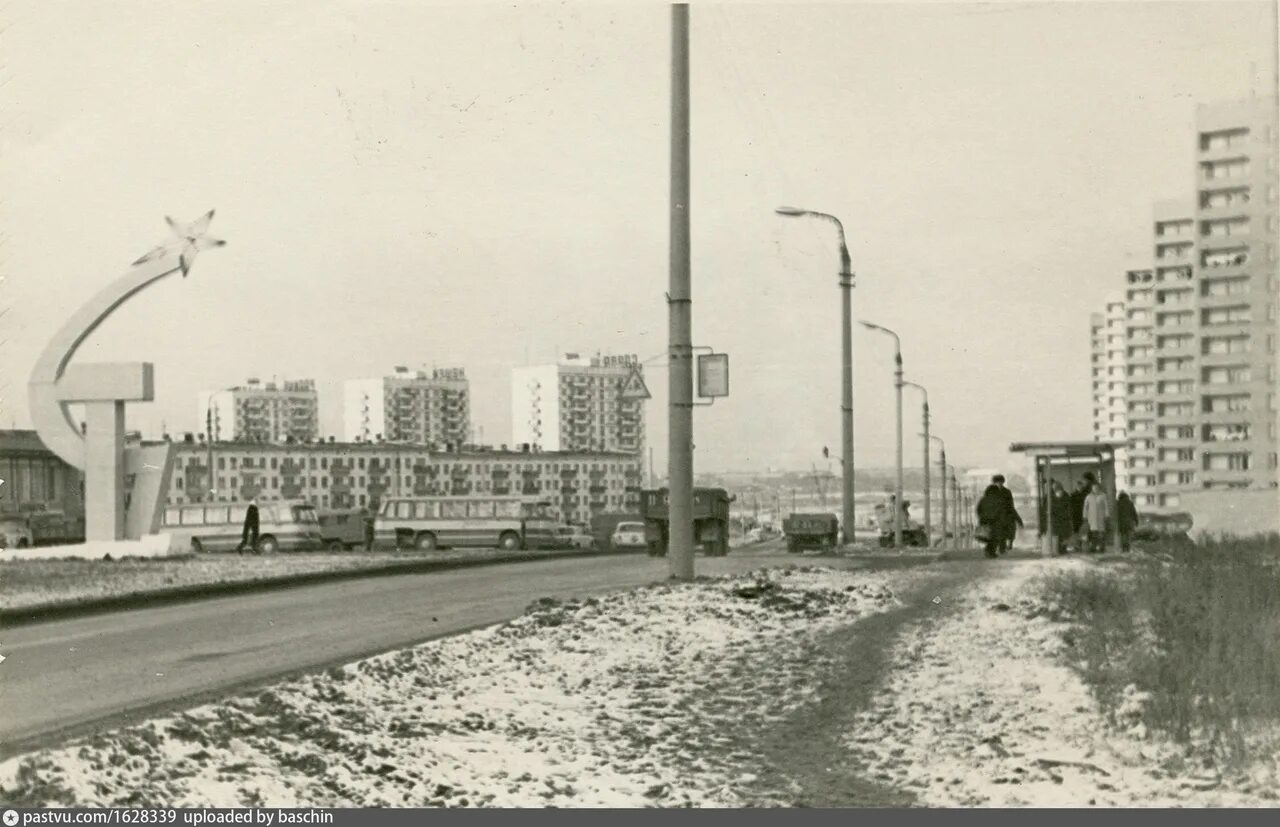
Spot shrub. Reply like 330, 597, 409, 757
1041, 536, 1280, 765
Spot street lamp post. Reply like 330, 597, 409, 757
927, 434, 946, 549
775, 206, 855, 543
904, 380, 930, 547
860, 320, 903, 549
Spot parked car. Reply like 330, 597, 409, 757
610, 521, 649, 552
0, 515, 35, 551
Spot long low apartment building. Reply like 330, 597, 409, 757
163, 439, 642, 526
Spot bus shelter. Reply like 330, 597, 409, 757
1009, 441, 1126, 555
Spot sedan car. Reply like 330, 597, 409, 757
610, 521, 649, 552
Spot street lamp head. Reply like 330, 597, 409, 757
775, 206, 810, 217
858, 320, 883, 333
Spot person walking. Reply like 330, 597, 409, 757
363, 507, 375, 551
1083, 482, 1110, 554
992, 474, 1023, 554
236, 497, 260, 554
977, 478, 1020, 559
1116, 491, 1139, 553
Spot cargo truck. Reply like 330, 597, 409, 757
782, 512, 840, 553
638, 487, 734, 557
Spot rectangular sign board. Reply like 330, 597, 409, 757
697, 353, 729, 398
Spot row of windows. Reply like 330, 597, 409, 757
175, 453, 640, 475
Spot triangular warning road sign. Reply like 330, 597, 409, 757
619, 366, 651, 400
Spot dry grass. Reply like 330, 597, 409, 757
1040, 536, 1280, 766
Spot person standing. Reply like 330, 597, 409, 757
1069, 475, 1094, 554
1083, 482, 1110, 554
1048, 480, 1074, 554
1116, 491, 1139, 553
236, 497, 260, 554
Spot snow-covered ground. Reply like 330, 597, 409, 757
0, 566, 914, 807
846, 558, 1280, 807
0, 548, 592, 611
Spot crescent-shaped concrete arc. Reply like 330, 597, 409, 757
28, 255, 183, 470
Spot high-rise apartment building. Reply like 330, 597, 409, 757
1192, 98, 1279, 498
343, 367, 471, 447
1093, 95, 1279, 511
1091, 292, 1129, 443
198, 378, 319, 444
511, 353, 646, 454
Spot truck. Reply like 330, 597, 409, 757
782, 512, 840, 553
638, 487, 734, 557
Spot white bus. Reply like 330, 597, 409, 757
162, 500, 323, 554
375, 495, 560, 551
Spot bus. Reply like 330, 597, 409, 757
375, 495, 560, 551
162, 500, 323, 554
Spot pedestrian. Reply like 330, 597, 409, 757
363, 507, 375, 551
236, 497, 260, 554
1116, 491, 1139, 553
1069, 474, 1094, 553
1048, 480, 1074, 554
976, 481, 1017, 559
992, 474, 1023, 554
1083, 482, 1110, 554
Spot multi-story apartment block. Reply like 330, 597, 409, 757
1120, 269, 1158, 508
162, 441, 642, 527
1192, 98, 1279, 497
343, 367, 471, 447
1093, 95, 1279, 512
1149, 199, 1200, 509
198, 378, 319, 444
1091, 293, 1129, 442
511, 353, 646, 455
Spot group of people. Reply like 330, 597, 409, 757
975, 472, 1141, 557
975, 474, 1023, 557
1041, 473, 1140, 554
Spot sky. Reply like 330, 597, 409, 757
0, 0, 1276, 474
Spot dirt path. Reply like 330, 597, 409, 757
728, 561, 987, 807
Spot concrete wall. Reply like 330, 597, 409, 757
1181, 488, 1280, 540
124, 441, 176, 539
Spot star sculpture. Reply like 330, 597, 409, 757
132, 210, 227, 276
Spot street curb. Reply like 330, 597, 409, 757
0, 547, 631, 627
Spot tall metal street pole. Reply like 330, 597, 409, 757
206, 407, 214, 503
904, 381, 930, 546
927, 434, 945, 549
861, 321, 903, 548
667, 2, 695, 581
775, 207, 856, 543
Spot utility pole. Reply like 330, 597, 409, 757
206, 407, 214, 503
667, 2, 695, 580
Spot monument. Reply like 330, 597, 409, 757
28, 212, 225, 542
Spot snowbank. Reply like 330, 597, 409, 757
6, 533, 177, 561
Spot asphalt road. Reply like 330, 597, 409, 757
0, 540, 930, 758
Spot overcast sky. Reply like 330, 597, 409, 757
1, 0, 1275, 474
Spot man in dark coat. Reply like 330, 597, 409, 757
236, 497, 260, 554
991, 474, 1023, 554
1116, 491, 1139, 552
1069, 475, 1094, 554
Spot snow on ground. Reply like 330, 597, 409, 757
0, 548, 590, 611
845, 557, 1280, 807
0, 566, 915, 808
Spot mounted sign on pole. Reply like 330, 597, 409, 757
697, 353, 729, 398
620, 366, 651, 400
